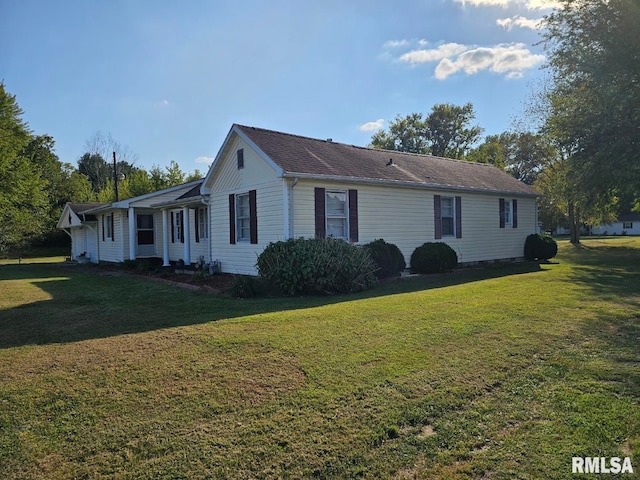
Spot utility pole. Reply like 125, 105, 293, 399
113, 151, 119, 202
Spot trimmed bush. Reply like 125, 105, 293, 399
410, 242, 458, 274
256, 237, 378, 295
524, 234, 558, 261
363, 239, 406, 279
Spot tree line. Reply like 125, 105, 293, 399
0, 83, 202, 255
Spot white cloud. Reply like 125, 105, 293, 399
453, 0, 559, 9
497, 15, 543, 30
396, 41, 544, 80
359, 119, 385, 132
383, 39, 410, 48
400, 43, 469, 64
195, 156, 215, 164
158, 99, 169, 106
432, 43, 544, 80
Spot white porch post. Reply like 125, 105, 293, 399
182, 206, 191, 265
162, 209, 170, 266
128, 207, 136, 260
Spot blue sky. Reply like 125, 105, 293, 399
0, 0, 558, 175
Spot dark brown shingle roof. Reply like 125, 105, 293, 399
236, 124, 540, 197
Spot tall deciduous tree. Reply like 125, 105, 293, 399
469, 132, 556, 185
370, 113, 428, 154
0, 83, 49, 253
424, 103, 483, 159
370, 103, 483, 159
542, 0, 640, 243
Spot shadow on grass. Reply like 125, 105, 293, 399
0, 261, 545, 349
566, 245, 640, 304
566, 243, 640, 402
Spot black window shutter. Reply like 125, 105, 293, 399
171, 212, 175, 243
249, 190, 258, 244
314, 188, 326, 238
455, 196, 462, 239
102, 215, 105, 241
348, 189, 358, 243
434, 195, 442, 239
229, 194, 236, 244
499, 198, 506, 229
111, 214, 115, 242
195, 208, 200, 243
512, 199, 518, 228
180, 211, 184, 243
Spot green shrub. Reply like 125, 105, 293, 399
524, 234, 558, 261
363, 239, 406, 279
410, 242, 458, 274
256, 237, 378, 295
229, 275, 265, 298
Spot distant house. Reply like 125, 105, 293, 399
60, 124, 543, 274
201, 124, 542, 275
592, 213, 640, 236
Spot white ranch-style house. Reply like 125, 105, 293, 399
60, 124, 541, 274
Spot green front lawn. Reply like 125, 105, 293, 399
1, 238, 638, 479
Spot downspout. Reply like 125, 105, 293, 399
288, 177, 299, 239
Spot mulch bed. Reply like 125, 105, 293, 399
79, 262, 237, 295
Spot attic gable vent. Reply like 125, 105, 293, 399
237, 148, 244, 169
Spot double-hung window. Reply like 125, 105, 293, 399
499, 198, 518, 229
197, 208, 208, 240
236, 193, 251, 242
326, 190, 348, 240
103, 214, 114, 241
229, 190, 257, 244
441, 197, 455, 237
434, 195, 461, 239
172, 211, 183, 243
623, 221, 633, 229
504, 200, 513, 226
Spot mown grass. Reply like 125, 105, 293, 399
1, 238, 638, 479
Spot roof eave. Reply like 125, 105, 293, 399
151, 195, 208, 209
281, 172, 542, 198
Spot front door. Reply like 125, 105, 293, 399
136, 213, 155, 256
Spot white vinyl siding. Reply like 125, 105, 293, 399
292, 180, 536, 266
99, 212, 124, 262
210, 182, 284, 275
207, 136, 280, 193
